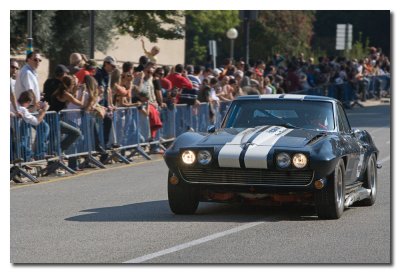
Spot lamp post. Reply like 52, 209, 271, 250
226, 28, 238, 61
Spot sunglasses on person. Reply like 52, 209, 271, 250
32, 58, 42, 62
11, 66, 19, 70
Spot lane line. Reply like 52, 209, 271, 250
10, 158, 164, 190
378, 155, 390, 165
124, 221, 264, 263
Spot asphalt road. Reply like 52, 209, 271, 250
10, 102, 391, 264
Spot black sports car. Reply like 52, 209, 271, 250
164, 95, 379, 219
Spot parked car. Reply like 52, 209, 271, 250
164, 94, 379, 219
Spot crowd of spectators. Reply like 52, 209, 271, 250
10, 44, 390, 178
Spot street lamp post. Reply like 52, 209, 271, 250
226, 28, 238, 61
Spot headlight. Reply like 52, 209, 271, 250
198, 150, 212, 165
292, 153, 308, 168
276, 152, 291, 168
181, 150, 196, 165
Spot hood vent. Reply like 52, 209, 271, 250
306, 132, 327, 145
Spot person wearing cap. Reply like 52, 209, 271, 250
94, 56, 118, 161
43, 64, 70, 104
75, 59, 97, 84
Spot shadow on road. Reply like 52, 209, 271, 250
346, 104, 391, 128
65, 200, 320, 223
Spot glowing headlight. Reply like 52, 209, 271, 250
292, 153, 308, 168
198, 150, 212, 165
181, 150, 196, 165
276, 152, 291, 168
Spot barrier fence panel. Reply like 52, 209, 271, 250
60, 109, 85, 157
175, 104, 193, 135
10, 116, 21, 163
193, 103, 211, 132
159, 107, 176, 140
113, 107, 139, 147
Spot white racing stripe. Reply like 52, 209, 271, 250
218, 127, 267, 168
124, 221, 263, 263
244, 126, 293, 169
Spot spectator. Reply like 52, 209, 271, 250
10, 59, 20, 116
94, 55, 117, 161
158, 66, 174, 108
13, 91, 50, 162
140, 38, 160, 63
43, 64, 70, 104
14, 51, 42, 109
134, 55, 149, 73
134, 63, 163, 154
14, 51, 49, 159
153, 67, 167, 108
166, 64, 193, 91
110, 69, 131, 107
166, 64, 194, 105
68, 53, 87, 75
75, 59, 97, 84
49, 75, 84, 169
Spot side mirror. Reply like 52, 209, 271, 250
207, 125, 216, 133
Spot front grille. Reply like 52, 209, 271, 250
179, 167, 314, 186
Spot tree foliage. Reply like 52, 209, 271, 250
185, 11, 240, 64
10, 10, 185, 73
249, 11, 315, 62
114, 10, 185, 42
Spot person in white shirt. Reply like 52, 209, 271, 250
14, 52, 42, 109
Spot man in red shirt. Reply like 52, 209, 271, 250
166, 64, 193, 90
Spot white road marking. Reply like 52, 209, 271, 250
378, 155, 390, 165
124, 221, 264, 263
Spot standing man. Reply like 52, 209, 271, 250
14, 51, 49, 160
14, 51, 42, 109
94, 56, 117, 162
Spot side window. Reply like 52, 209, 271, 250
337, 105, 351, 133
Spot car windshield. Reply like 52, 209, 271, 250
223, 99, 335, 131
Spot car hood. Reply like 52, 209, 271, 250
199, 126, 326, 148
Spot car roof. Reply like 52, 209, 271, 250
236, 94, 339, 103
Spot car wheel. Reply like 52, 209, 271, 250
168, 171, 199, 214
359, 154, 377, 206
315, 159, 345, 219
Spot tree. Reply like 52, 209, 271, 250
10, 10, 185, 75
185, 11, 241, 65
250, 11, 315, 62
114, 11, 185, 42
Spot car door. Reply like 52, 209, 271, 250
337, 104, 361, 183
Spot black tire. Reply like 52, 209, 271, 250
359, 154, 377, 206
315, 159, 345, 219
168, 171, 199, 214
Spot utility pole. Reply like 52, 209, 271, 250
239, 11, 258, 64
89, 11, 95, 59
27, 10, 33, 55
